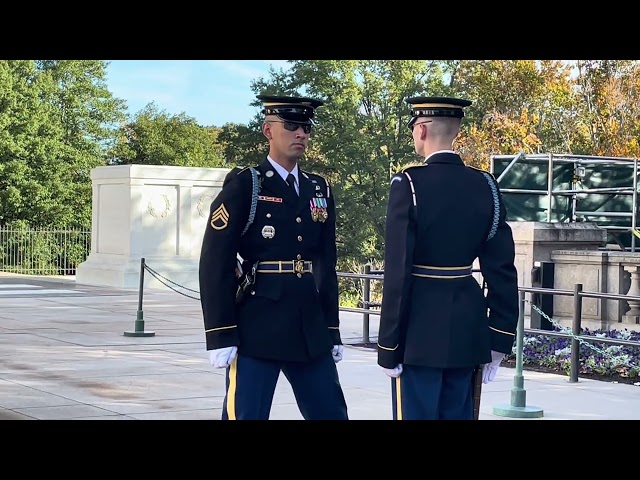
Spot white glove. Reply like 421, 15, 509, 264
209, 346, 238, 368
482, 350, 505, 384
332, 345, 344, 363
382, 364, 403, 378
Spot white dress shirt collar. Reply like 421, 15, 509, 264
267, 156, 299, 193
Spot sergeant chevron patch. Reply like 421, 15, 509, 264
210, 204, 229, 230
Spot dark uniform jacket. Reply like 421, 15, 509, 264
377, 152, 519, 370
199, 157, 341, 363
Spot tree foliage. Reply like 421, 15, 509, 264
4, 59, 640, 273
244, 60, 450, 265
0, 60, 125, 229
573, 60, 640, 157
109, 102, 226, 167
209, 59, 640, 267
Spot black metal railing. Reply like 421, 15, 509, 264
337, 267, 640, 383
132, 258, 640, 384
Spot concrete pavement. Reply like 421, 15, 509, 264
1, 274, 639, 420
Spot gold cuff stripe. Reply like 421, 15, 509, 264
377, 343, 398, 351
490, 326, 515, 336
205, 325, 237, 333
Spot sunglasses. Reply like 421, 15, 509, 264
409, 120, 433, 131
269, 121, 312, 134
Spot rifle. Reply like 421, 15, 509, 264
471, 172, 501, 420
233, 167, 260, 304
472, 364, 483, 420
235, 257, 258, 304
472, 277, 490, 420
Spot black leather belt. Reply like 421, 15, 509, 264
411, 264, 473, 278
256, 260, 313, 274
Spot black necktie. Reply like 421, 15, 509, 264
286, 173, 297, 195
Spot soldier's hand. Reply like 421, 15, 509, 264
482, 350, 505, 383
332, 345, 344, 363
209, 346, 238, 368
381, 364, 403, 378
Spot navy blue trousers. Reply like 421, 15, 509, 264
391, 365, 474, 420
221, 352, 348, 420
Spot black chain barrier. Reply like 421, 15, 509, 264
143, 263, 200, 301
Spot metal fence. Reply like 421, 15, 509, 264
0, 227, 91, 276
337, 269, 640, 383
1, 226, 638, 385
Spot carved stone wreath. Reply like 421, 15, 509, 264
197, 193, 214, 218
148, 195, 171, 218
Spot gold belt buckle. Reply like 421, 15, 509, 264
294, 260, 305, 275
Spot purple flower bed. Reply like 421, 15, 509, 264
505, 327, 640, 379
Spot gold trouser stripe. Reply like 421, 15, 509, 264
395, 377, 403, 420
226, 356, 238, 420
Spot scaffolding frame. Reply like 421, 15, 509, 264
490, 152, 639, 252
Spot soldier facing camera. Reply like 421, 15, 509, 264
199, 93, 348, 420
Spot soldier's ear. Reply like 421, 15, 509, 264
418, 122, 429, 140
262, 122, 272, 140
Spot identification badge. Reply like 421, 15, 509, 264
258, 195, 283, 203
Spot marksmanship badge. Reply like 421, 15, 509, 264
261, 225, 276, 238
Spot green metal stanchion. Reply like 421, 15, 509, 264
123, 257, 155, 337
362, 264, 371, 344
493, 289, 543, 418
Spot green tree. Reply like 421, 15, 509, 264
216, 122, 266, 168
249, 60, 449, 266
109, 102, 226, 167
451, 60, 577, 167
0, 60, 125, 229
573, 60, 640, 157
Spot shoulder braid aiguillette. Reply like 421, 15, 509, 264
481, 171, 500, 241
242, 167, 260, 236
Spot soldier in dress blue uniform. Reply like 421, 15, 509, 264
198, 94, 348, 420
377, 96, 519, 420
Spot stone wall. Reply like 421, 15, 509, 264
76, 164, 231, 290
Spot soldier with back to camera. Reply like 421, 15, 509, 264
377, 96, 519, 420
